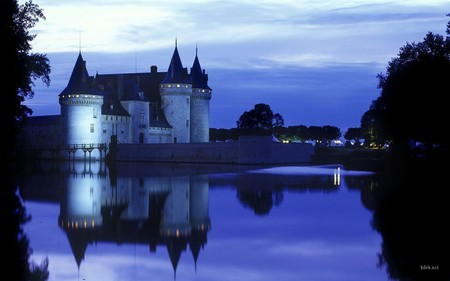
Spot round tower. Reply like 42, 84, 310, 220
189, 175, 210, 231
58, 161, 103, 230
160, 42, 192, 143
59, 52, 104, 160
190, 48, 212, 143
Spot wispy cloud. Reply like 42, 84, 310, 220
25, 0, 450, 129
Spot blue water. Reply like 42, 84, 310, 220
19, 161, 387, 281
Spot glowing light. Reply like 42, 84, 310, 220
333, 166, 341, 186
177, 84, 180, 88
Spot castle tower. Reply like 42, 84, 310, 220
189, 175, 210, 231
190, 48, 212, 143
160, 41, 192, 143
161, 176, 191, 237
120, 78, 150, 144
189, 174, 210, 271
59, 52, 103, 159
58, 161, 103, 268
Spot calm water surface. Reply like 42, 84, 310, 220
16, 161, 387, 281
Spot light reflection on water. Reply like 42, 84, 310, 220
17, 161, 386, 281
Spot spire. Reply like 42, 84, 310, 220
162, 40, 189, 84
190, 47, 211, 90
189, 229, 207, 274
78, 28, 81, 54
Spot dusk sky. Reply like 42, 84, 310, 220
24, 0, 450, 132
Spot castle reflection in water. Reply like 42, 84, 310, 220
17, 160, 341, 276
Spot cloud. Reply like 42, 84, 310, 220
24, 0, 450, 130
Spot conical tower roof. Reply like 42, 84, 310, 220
190, 49, 211, 90
166, 237, 188, 279
162, 41, 189, 84
60, 52, 100, 96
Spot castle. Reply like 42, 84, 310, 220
21, 42, 212, 160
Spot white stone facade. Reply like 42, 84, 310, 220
20, 45, 212, 160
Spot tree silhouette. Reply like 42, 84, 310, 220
308, 125, 341, 146
2, 0, 50, 279
344, 127, 363, 146
236, 103, 284, 135
3, 0, 50, 158
361, 14, 450, 153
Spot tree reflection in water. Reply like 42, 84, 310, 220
2, 162, 49, 281
350, 156, 450, 281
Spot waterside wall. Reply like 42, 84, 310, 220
110, 136, 314, 164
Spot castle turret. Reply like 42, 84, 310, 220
160, 42, 192, 143
190, 48, 212, 143
59, 52, 104, 159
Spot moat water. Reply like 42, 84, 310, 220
13, 159, 449, 281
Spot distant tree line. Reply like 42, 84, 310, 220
210, 124, 344, 146
210, 103, 350, 146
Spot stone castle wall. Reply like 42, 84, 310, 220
112, 136, 314, 164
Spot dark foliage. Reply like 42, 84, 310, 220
236, 103, 284, 133
2, 0, 50, 159
361, 14, 450, 152
1, 0, 50, 280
